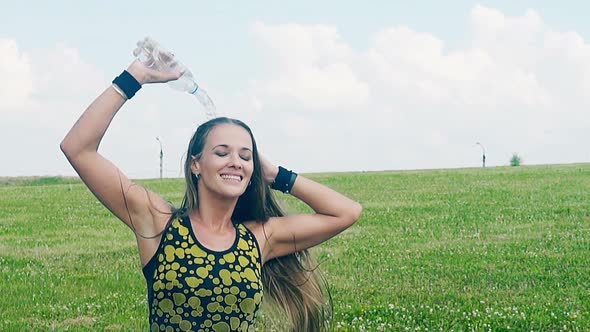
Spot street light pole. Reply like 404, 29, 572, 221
156, 137, 163, 179
476, 142, 486, 168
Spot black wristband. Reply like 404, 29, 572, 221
287, 172, 297, 193
112, 70, 142, 99
271, 166, 298, 193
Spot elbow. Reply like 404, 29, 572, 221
60, 139, 73, 159
60, 137, 81, 162
346, 202, 363, 226
353, 202, 363, 222
60, 132, 83, 159
60, 139, 67, 153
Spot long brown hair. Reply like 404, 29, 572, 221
172, 117, 332, 331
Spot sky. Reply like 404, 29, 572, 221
1, 1, 589, 178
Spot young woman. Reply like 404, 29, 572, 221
60, 59, 362, 332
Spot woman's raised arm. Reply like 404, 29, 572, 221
60, 61, 181, 236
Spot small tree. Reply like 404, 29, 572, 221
510, 153, 522, 166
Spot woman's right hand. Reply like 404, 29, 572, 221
125, 59, 184, 85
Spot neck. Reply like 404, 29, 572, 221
190, 186, 238, 232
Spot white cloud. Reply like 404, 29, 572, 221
0, 41, 103, 176
252, 22, 370, 112
0, 39, 33, 110
0, 40, 106, 123
30, 44, 105, 101
244, 6, 590, 171
2, 5, 590, 177
0, 40, 202, 177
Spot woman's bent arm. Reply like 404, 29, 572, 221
263, 169, 363, 262
60, 63, 173, 235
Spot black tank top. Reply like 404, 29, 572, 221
143, 215, 263, 332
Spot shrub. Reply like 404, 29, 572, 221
510, 153, 522, 166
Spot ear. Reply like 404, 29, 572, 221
190, 156, 200, 175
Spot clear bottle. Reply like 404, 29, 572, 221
133, 37, 217, 119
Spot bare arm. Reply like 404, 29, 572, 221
261, 159, 363, 262
60, 61, 181, 235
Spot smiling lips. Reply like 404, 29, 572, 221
220, 174, 242, 183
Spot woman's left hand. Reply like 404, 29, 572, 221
258, 154, 278, 185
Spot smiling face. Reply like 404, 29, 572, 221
191, 123, 255, 199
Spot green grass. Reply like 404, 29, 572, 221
1, 164, 589, 331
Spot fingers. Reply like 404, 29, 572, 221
142, 67, 183, 84
128, 58, 184, 84
162, 69, 184, 82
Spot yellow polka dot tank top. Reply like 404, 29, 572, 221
143, 215, 263, 332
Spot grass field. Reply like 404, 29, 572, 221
1, 164, 589, 331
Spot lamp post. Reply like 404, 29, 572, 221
156, 137, 163, 179
476, 142, 486, 168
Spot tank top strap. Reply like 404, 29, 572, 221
234, 223, 262, 268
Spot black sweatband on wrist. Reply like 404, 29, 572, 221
271, 166, 298, 193
286, 172, 297, 193
112, 70, 141, 99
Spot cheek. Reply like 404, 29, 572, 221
202, 158, 223, 172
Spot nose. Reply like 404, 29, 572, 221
229, 153, 243, 169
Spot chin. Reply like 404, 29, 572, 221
218, 186, 248, 199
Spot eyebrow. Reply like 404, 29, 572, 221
212, 144, 252, 152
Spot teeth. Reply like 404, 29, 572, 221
221, 174, 241, 181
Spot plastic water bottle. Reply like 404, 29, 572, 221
133, 37, 217, 119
